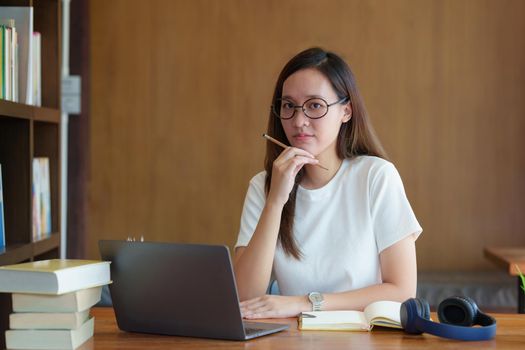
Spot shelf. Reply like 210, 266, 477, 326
0, 100, 33, 120
32, 233, 60, 256
33, 107, 60, 123
0, 244, 33, 266
0, 100, 60, 123
0, 2, 61, 348
0, 234, 60, 266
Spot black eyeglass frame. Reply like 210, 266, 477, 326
271, 96, 350, 120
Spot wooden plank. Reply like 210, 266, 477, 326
86, 307, 525, 349
0, 243, 32, 265
33, 107, 60, 123
32, 232, 60, 256
0, 100, 33, 120
484, 246, 525, 276
88, 0, 525, 272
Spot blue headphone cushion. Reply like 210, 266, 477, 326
438, 296, 477, 326
400, 298, 431, 335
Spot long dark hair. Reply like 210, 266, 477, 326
264, 47, 387, 260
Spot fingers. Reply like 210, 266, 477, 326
274, 152, 319, 175
243, 310, 274, 319
268, 147, 319, 206
240, 297, 266, 318
285, 156, 319, 177
240, 296, 276, 319
240, 297, 265, 310
275, 147, 316, 166
240, 295, 302, 319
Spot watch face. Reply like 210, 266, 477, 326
309, 292, 323, 303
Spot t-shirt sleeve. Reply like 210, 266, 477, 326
370, 162, 422, 253
235, 173, 267, 249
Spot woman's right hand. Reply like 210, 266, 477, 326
267, 147, 319, 208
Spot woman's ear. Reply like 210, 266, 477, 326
342, 104, 352, 123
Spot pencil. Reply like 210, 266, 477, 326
262, 133, 329, 171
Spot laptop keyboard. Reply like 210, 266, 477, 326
244, 326, 262, 335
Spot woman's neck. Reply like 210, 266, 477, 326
301, 152, 343, 190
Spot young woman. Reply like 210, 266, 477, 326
234, 48, 422, 319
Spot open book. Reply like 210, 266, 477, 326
299, 300, 402, 331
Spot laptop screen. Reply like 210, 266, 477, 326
98, 240, 248, 339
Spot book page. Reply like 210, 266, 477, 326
300, 311, 370, 330
1, 259, 107, 272
363, 301, 402, 328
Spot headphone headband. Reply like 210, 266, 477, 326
415, 312, 496, 341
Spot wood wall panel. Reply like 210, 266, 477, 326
89, 0, 525, 271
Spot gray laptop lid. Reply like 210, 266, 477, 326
98, 240, 287, 340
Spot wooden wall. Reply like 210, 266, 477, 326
88, 0, 525, 271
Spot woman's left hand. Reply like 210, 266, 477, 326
240, 294, 310, 319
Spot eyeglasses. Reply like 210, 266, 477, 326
271, 96, 349, 120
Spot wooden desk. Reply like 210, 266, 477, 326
74, 307, 525, 349
484, 246, 525, 313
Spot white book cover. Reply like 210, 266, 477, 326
0, 7, 33, 104
39, 157, 51, 236
13, 285, 103, 313
10, 25, 17, 101
13, 27, 18, 102
32, 158, 41, 241
6, 316, 94, 349
10, 309, 90, 330
32, 31, 40, 106
0, 19, 18, 101
0, 259, 111, 295
4, 26, 11, 100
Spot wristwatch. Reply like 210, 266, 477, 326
308, 292, 324, 311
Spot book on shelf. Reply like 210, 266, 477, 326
0, 163, 5, 249
32, 157, 51, 241
298, 300, 402, 331
10, 309, 90, 330
32, 31, 41, 106
12, 285, 103, 313
0, 6, 33, 104
32, 156, 41, 241
39, 157, 51, 235
5, 316, 94, 350
0, 259, 111, 294
0, 25, 2, 99
0, 18, 18, 102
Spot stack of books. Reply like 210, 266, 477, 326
0, 259, 111, 350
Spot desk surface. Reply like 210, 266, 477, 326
484, 246, 525, 275
76, 307, 525, 349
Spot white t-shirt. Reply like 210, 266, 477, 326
235, 156, 422, 296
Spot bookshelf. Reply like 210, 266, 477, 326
0, 0, 61, 264
0, 0, 61, 347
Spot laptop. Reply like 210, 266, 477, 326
98, 240, 289, 340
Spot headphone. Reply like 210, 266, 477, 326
400, 296, 497, 341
